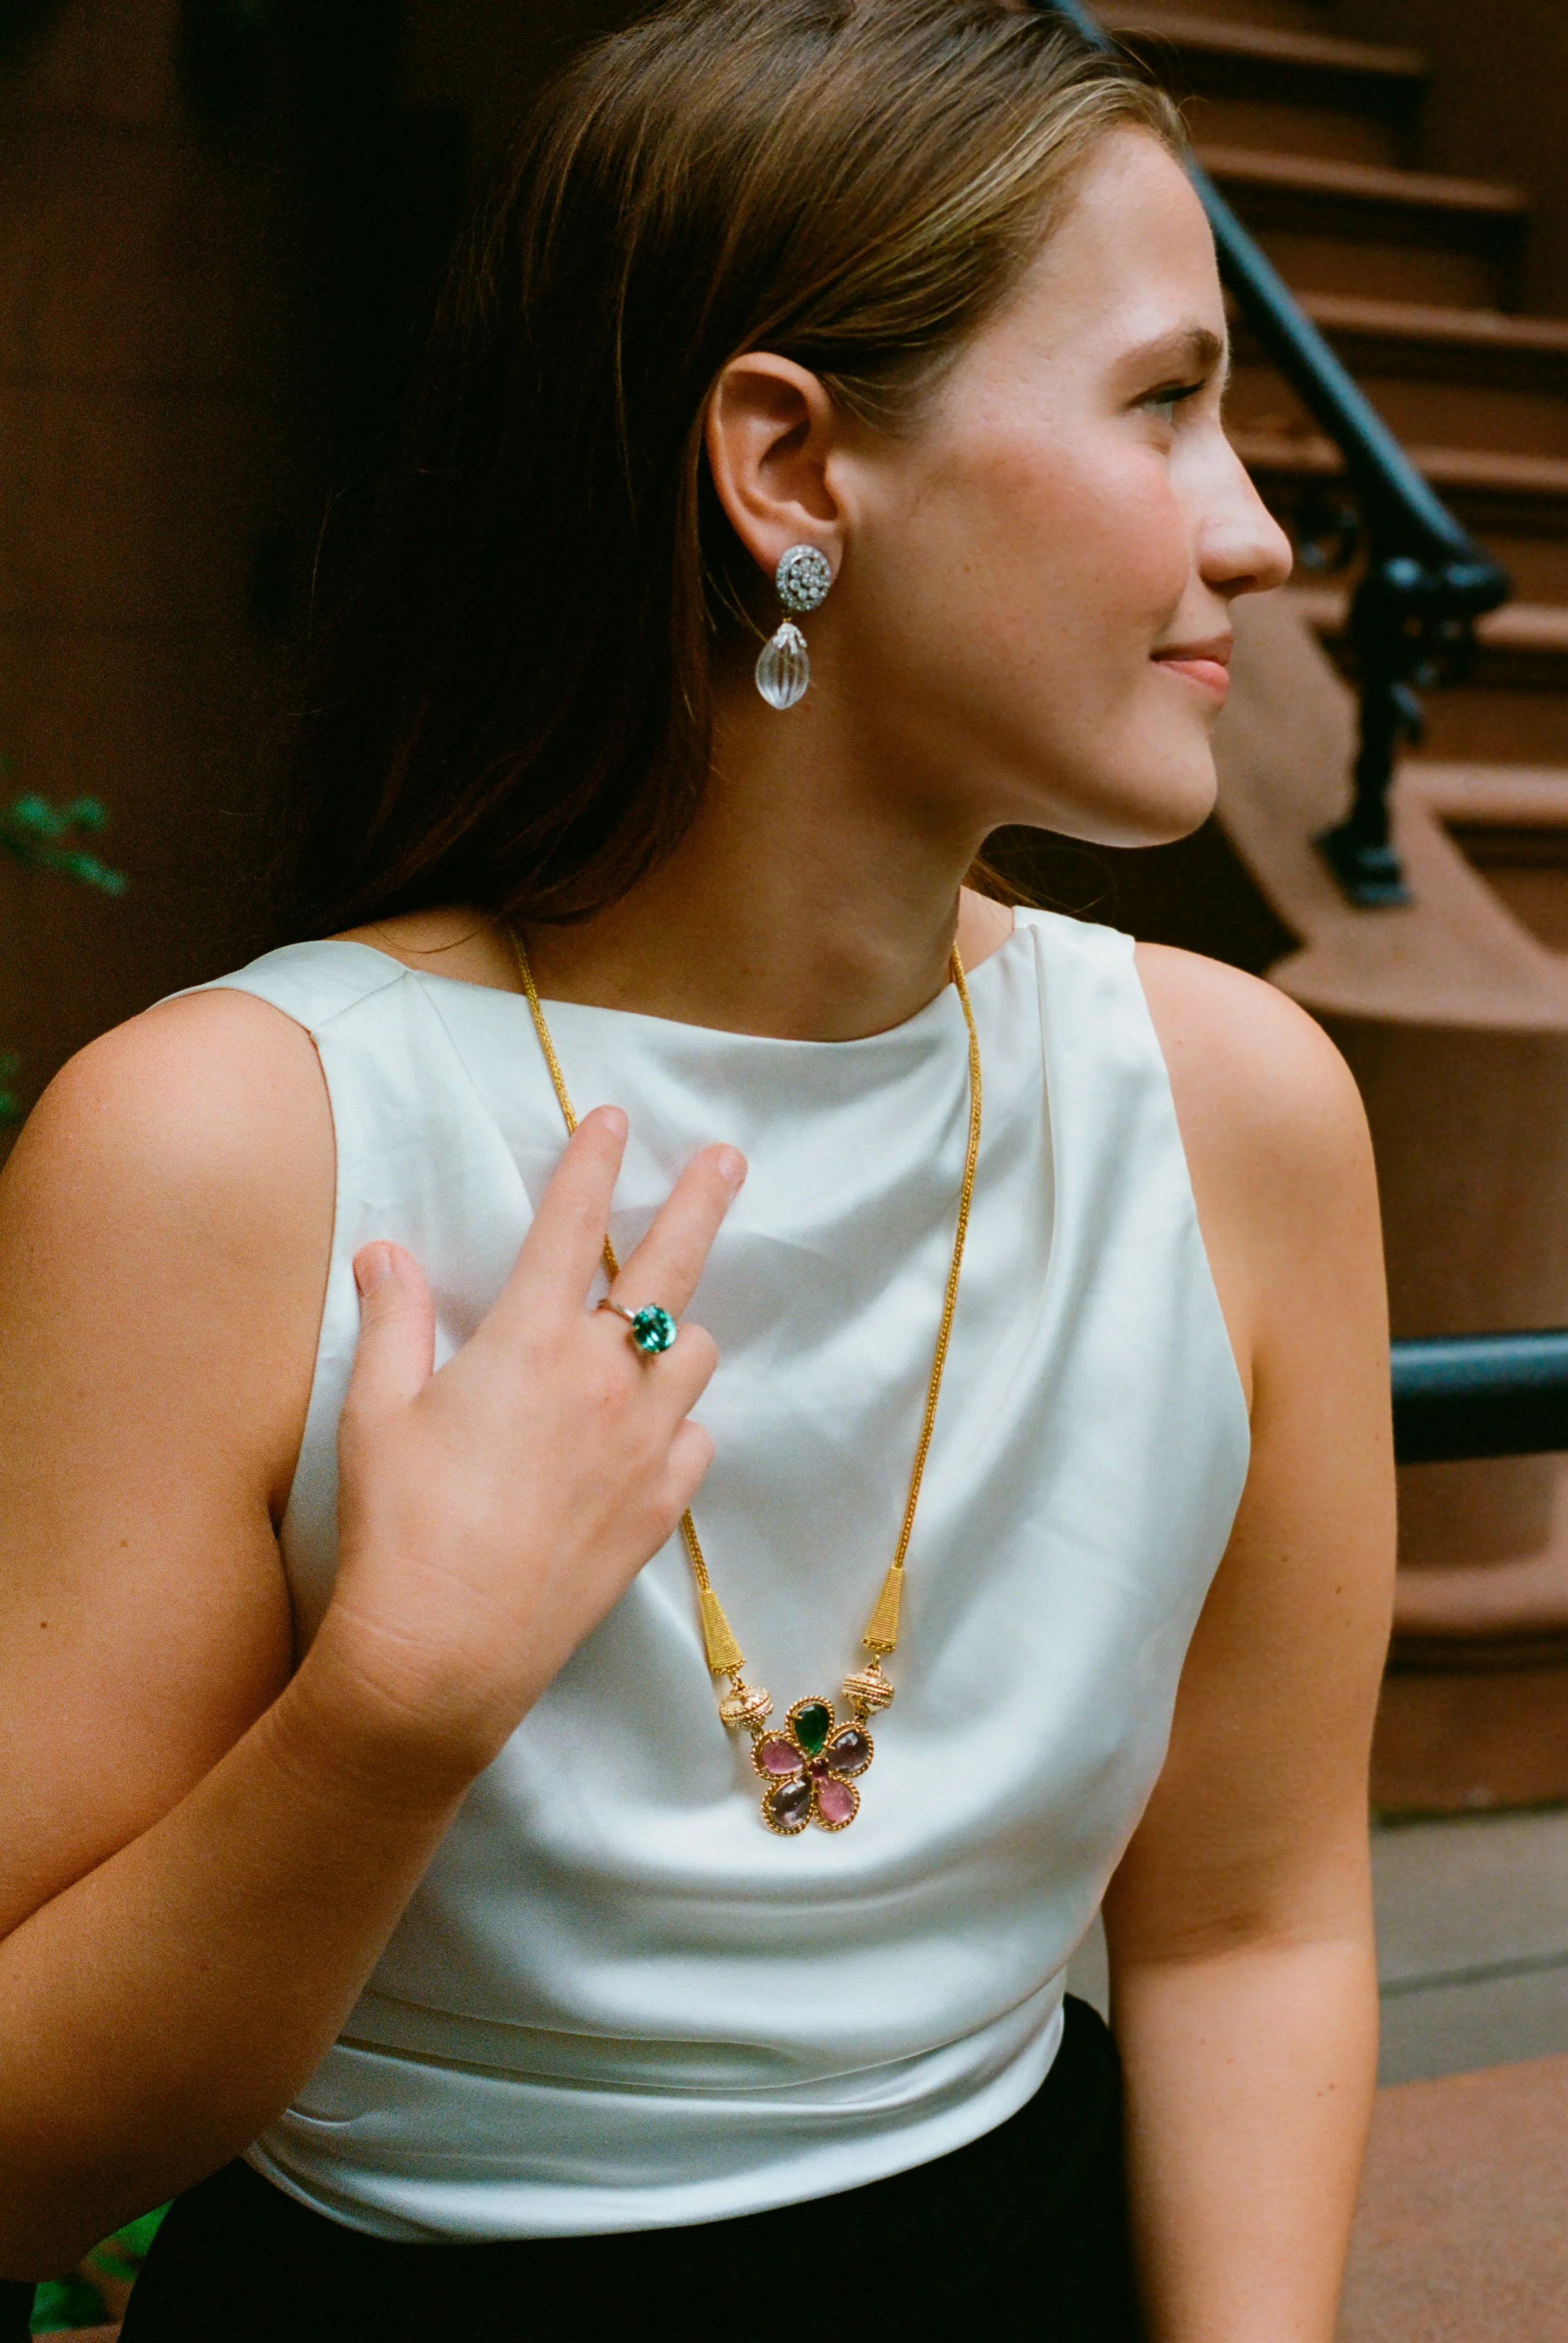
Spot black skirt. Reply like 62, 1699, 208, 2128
122, 1996, 1141, 2341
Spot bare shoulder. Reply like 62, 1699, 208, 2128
1135, 941, 1370, 1191
1133, 943, 1380, 1384
7, 986, 333, 1270
0, 987, 335, 1516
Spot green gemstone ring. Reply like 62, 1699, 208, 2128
597, 1298, 679, 1356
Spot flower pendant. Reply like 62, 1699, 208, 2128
752, 1696, 874, 1834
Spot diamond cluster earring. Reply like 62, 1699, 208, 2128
755, 543, 833, 710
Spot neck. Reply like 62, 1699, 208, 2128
524, 682, 1012, 1041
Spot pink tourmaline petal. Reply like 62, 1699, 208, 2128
758, 1736, 802, 1776
815, 1776, 857, 1826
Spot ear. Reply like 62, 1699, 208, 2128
705, 355, 845, 591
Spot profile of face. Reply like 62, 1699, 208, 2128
709, 129, 1294, 853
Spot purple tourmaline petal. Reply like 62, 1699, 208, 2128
757, 1736, 802, 1776
814, 1775, 858, 1827
767, 1777, 812, 1832
827, 1726, 872, 1777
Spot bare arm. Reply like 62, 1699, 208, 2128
0, 992, 741, 2274
1106, 946, 1395, 2343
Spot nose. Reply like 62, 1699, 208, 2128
1199, 435, 1294, 601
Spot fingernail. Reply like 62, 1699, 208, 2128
355, 1243, 393, 1297
716, 1147, 747, 1192
600, 1105, 629, 1141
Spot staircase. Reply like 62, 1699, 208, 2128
1094, 2, 1568, 1811
1111, 4, 1568, 763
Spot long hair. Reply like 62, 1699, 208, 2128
289, 0, 1180, 934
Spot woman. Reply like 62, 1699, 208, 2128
0, 2, 1394, 2335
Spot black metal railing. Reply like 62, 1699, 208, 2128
1392, 1332, 1568, 1464
1037, 8, 1562, 1476
1046, 0, 1512, 907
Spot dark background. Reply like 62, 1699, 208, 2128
0, 0, 638, 1128
2, 0, 1566, 1128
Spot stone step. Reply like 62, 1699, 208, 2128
1295, 292, 1568, 396
1291, 587, 1568, 676
1340, 2053, 1568, 2337
1230, 296, 1568, 469
1201, 144, 1529, 308
1235, 425, 1568, 538
1201, 144, 1529, 222
1131, 0, 1329, 28
1106, 9, 1427, 87
1232, 363, 1568, 463
1414, 688, 1568, 772
1105, 8, 1427, 168
1287, 589, 1568, 763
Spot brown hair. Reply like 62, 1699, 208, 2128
290, 0, 1181, 935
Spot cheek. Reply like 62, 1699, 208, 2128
842, 426, 1220, 844
878, 430, 1191, 701
989, 436, 1190, 634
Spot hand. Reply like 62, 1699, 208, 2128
309, 1106, 744, 1779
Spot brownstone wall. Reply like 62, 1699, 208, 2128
0, 0, 306, 1127
1322, 0, 1568, 317
0, 0, 630, 1134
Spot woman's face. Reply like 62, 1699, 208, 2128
832, 128, 1293, 849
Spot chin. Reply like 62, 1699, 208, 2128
1043, 740, 1220, 851
1125, 779, 1219, 848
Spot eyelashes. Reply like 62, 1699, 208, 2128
1143, 379, 1208, 426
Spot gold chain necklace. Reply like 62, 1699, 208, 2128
510, 931, 983, 1836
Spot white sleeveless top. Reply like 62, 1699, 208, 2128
197, 908, 1247, 2242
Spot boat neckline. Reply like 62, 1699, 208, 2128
321, 912, 1032, 1050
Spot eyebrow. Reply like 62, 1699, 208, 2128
1121, 324, 1230, 389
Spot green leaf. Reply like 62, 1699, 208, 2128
108, 2204, 168, 2261
0, 792, 125, 894
85, 2202, 168, 2281
29, 2274, 109, 2332
27, 2205, 168, 2331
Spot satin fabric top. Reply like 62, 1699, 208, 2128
194, 909, 1249, 2241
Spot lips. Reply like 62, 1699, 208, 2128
1152, 636, 1233, 705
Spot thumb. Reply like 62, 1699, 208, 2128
347, 1242, 436, 1420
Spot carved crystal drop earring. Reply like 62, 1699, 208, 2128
755, 544, 833, 711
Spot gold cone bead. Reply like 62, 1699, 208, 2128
861, 1564, 904, 1655
699, 1588, 745, 1676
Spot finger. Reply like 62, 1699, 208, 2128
344, 1243, 436, 1422
610, 1145, 746, 1322
664, 1417, 717, 1516
503, 1106, 628, 1318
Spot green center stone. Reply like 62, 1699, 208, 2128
794, 1701, 831, 1758
630, 1306, 677, 1355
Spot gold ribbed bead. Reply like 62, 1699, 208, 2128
842, 1664, 894, 1716
718, 1682, 774, 1732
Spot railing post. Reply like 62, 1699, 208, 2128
1319, 552, 1512, 906
1319, 557, 1424, 907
